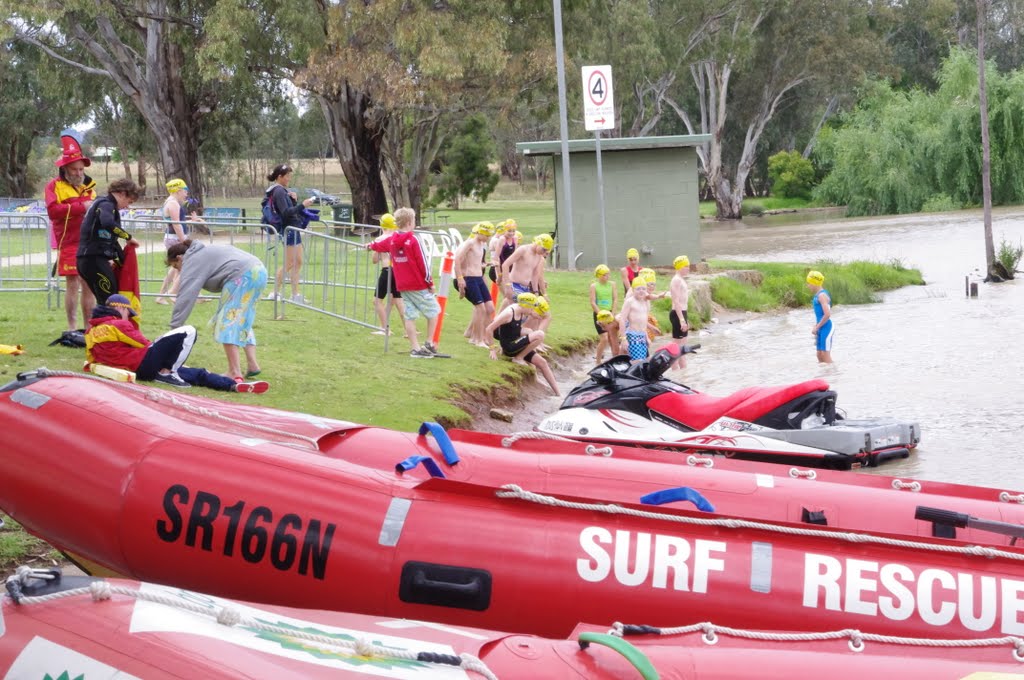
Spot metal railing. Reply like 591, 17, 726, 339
0, 213, 55, 308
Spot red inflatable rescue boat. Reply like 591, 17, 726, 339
3, 569, 1022, 679
1, 371, 1024, 642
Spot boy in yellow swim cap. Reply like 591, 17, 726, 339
806, 270, 833, 363
590, 264, 620, 363
668, 255, 691, 368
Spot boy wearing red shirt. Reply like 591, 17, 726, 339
367, 207, 441, 358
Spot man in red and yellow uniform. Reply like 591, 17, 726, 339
45, 132, 97, 331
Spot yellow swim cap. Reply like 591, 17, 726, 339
596, 309, 614, 323
631, 277, 647, 290
806, 270, 825, 286
533, 234, 554, 251
515, 292, 537, 307
533, 296, 550, 314
594, 264, 610, 277
380, 213, 397, 230
626, 248, 639, 260
674, 255, 690, 270
494, 221, 508, 236
502, 218, 517, 231
166, 178, 188, 194
472, 221, 495, 237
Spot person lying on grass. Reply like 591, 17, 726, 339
84, 294, 268, 393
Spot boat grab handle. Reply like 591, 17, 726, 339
418, 422, 460, 465
640, 487, 716, 512
578, 632, 659, 680
395, 455, 446, 478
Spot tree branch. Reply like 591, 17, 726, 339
12, 29, 110, 76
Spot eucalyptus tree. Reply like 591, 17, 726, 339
650, 0, 888, 219
299, 0, 552, 221
7, 0, 311, 202
0, 40, 97, 196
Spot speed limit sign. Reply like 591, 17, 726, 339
582, 65, 615, 131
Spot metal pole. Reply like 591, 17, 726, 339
595, 130, 607, 264
552, 0, 576, 270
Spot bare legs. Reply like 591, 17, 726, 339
224, 343, 260, 380
64, 275, 95, 331
274, 244, 303, 300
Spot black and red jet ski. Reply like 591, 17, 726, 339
537, 345, 921, 470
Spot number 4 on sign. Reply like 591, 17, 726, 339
591, 77, 604, 99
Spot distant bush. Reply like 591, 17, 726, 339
997, 237, 1023, 275
767, 150, 816, 200
921, 193, 957, 213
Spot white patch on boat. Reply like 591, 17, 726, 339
4, 636, 140, 679
130, 583, 469, 677
379, 498, 412, 547
750, 541, 773, 594
376, 619, 490, 640
755, 473, 775, 488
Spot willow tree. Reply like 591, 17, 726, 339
299, 0, 551, 222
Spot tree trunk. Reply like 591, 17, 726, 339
136, 156, 147, 195
977, 0, 996, 273
2, 134, 34, 197
317, 86, 389, 225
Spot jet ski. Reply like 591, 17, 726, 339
537, 344, 921, 470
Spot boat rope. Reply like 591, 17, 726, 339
788, 468, 817, 480
501, 430, 613, 456
4, 568, 499, 680
28, 369, 319, 451
688, 455, 714, 468
1001, 492, 1024, 504
606, 621, 1024, 662
494, 484, 1024, 563
891, 479, 922, 491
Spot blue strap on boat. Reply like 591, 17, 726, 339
418, 422, 459, 465
395, 455, 446, 478
640, 487, 715, 512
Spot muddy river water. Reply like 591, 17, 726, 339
527, 207, 1024, 490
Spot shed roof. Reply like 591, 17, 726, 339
516, 134, 710, 157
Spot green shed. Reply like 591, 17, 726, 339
516, 134, 709, 270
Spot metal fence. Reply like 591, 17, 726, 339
0, 211, 462, 347
0, 213, 55, 308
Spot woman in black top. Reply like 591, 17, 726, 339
265, 164, 315, 302
76, 178, 142, 305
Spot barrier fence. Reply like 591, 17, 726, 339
0, 213, 55, 308
2, 211, 463, 352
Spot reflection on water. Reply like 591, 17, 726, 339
683, 206, 1024, 488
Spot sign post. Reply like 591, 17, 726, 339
582, 65, 615, 265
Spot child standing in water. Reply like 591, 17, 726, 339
806, 270, 834, 363
619, 277, 652, 362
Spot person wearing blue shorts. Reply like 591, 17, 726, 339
454, 222, 497, 348
264, 164, 315, 303
806, 270, 834, 363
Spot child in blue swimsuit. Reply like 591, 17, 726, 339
806, 270, 834, 363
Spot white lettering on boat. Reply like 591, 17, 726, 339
576, 527, 727, 592
802, 553, 1024, 634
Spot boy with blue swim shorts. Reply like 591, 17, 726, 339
806, 270, 834, 363
619, 277, 652, 361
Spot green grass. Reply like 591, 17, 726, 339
708, 259, 925, 309
0, 515, 62, 571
